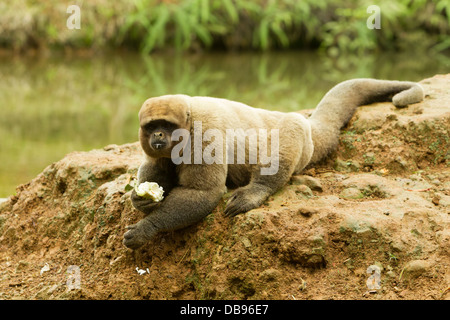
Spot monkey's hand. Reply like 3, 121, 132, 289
224, 184, 271, 217
131, 189, 161, 215
123, 218, 158, 250
124, 184, 225, 249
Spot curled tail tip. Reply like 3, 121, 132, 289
392, 83, 425, 108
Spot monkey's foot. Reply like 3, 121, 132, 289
224, 187, 267, 217
123, 219, 157, 249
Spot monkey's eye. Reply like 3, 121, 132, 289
143, 123, 156, 133
143, 120, 177, 133
161, 123, 177, 131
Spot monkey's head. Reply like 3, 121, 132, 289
138, 95, 191, 158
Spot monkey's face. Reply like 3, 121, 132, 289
140, 120, 178, 158
138, 95, 191, 158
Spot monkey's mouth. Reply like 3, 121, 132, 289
151, 142, 166, 150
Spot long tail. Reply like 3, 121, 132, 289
308, 78, 424, 164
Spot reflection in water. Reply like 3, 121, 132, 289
0, 51, 448, 196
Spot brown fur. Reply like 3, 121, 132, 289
123, 78, 424, 249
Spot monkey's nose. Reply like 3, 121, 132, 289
154, 132, 164, 138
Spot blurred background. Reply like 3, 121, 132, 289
0, 0, 449, 197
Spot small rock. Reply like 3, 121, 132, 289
394, 156, 409, 169
354, 268, 366, 277
321, 172, 334, 178
348, 161, 361, 172
409, 174, 422, 181
386, 271, 396, 278
412, 106, 423, 114
170, 285, 183, 297
103, 144, 118, 151
438, 195, 450, 207
293, 185, 313, 198
296, 206, 319, 217
431, 179, 441, 186
34, 284, 60, 299
259, 268, 281, 281
401, 260, 431, 279
341, 174, 392, 198
15, 260, 29, 271
339, 187, 364, 199
363, 152, 376, 166
334, 159, 352, 172
47, 284, 59, 295
280, 243, 326, 268
386, 113, 398, 121
374, 261, 384, 272
306, 254, 326, 267
307, 234, 325, 246
241, 237, 252, 249
432, 195, 440, 206
340, 217, 372, 234
290, 175, 323, 192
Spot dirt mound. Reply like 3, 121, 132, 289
0, 75, 449, 300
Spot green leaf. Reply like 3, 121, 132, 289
432, 37, 450, 52
199, 0, 210, 23
193, 24, 213, 46
142, 6, 170, 53
271, 21, 289, 47
222, 0, 239, 23
236, 1, 261, 15
173, 6, 192, 50
257, 19, 270, 50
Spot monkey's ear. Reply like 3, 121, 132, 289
186, 111, 191, 125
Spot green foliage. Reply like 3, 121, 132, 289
321, 0, 450, 55
120, 0, 330, 52
1, 0, 449, 53
121, 0, 218, 53
119, 0, 450, 53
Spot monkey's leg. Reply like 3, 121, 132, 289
131, 157, 177, 215
224, 161, 295, 217
224, 116, 306, 217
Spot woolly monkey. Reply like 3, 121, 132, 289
123, 79, 424, 249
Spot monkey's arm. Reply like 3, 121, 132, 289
131, 157, 177, 215
124, 164, 226, 249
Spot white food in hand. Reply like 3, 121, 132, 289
135, 182, 164, 202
